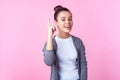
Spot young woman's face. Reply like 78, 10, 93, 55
55, 11, 73, 34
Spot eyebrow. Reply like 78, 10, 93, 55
61, 16, 72, 18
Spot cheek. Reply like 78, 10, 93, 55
71, 21, 73, 24
57, 24, 64, 30
72, 22, 73, 26
70, 22, 73, 27
57, 22, 64, 26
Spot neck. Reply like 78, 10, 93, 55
57, 32, 70, 39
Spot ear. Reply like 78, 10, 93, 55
54, 20, 57, 23
54, 20, 58, 26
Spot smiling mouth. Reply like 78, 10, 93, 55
64, 27, 71, 30
64, 25, 71, 27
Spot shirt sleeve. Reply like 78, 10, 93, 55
80, 40, 88, 80
42, 42, 56, 66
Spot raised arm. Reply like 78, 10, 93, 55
42, 19, 56, 66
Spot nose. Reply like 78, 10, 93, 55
65, 20, 70, 24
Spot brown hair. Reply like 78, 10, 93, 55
54, 5, 71, 21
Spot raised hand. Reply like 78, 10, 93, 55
48, 19, 56, 38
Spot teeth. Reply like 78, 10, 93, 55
66, 27, 70, 28
65, 26, 70, 27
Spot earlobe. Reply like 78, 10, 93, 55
54, 20, 58, 27
54, 20, 57, 24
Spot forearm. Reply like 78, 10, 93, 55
42, 19, 56, 66
46, 37, 53, 50
43, 49, 56, 66
43, 37, 56, 66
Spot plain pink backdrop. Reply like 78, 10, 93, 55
0, 0, 120, 80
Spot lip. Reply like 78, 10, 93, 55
64, 25, 71, 28
64, 26, 71, 30
65, 27, 71, 28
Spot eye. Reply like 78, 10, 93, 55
68, 18, 72, 21
61, 19, 65, 21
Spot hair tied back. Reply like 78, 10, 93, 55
54, 5, 63, 12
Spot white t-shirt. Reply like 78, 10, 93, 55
55, 36, 79, 80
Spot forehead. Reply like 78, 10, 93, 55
57, 11, 72, 18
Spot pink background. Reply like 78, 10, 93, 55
0, 0, 120, 80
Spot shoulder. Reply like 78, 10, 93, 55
71, 35, 83, 43
71, 35, 85, 51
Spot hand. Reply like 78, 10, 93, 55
48, 19, 56, 38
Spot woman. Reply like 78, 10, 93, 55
43, 5, 87, 80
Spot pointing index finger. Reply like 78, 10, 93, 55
48, 18, 51, 27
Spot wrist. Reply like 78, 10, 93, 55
48, 35, 53, 39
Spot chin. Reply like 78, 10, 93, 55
65, 30, 71, 33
